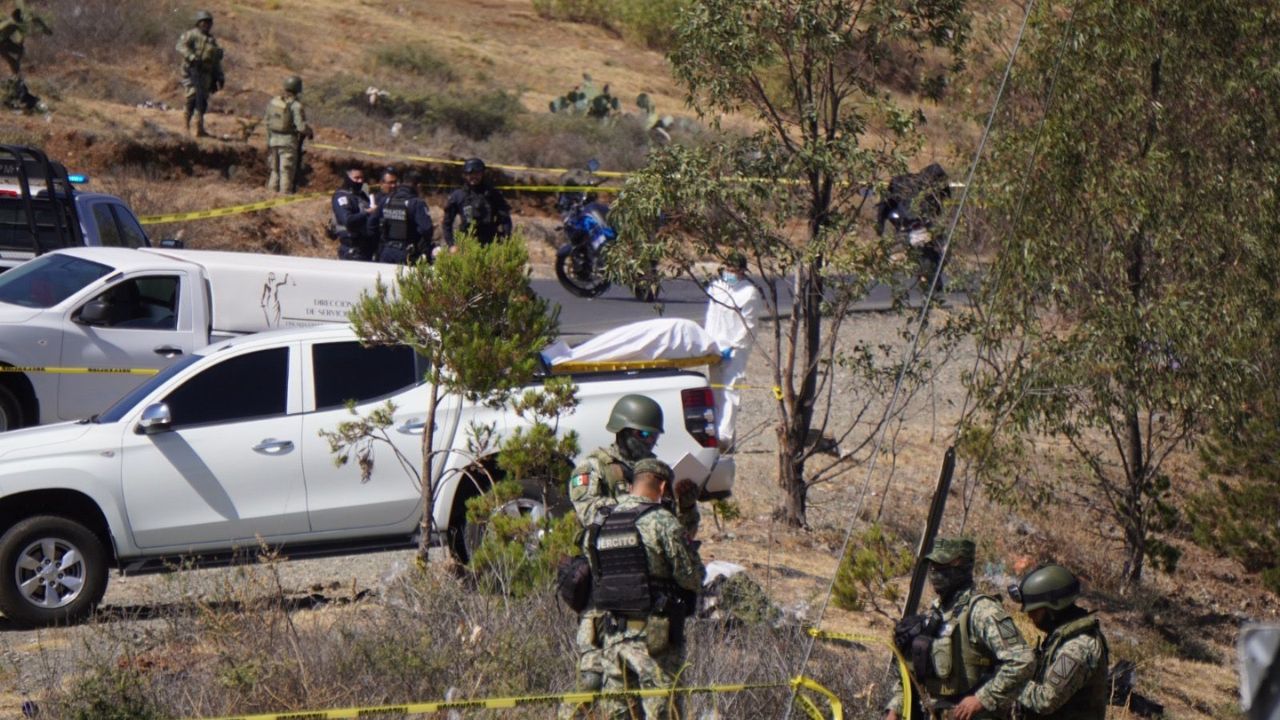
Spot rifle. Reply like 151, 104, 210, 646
903, 446, 956, 616
288, 132, 304, 194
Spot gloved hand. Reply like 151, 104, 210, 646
720, 347, 734, 360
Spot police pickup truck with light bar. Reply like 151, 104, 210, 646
0, 323, 732, 626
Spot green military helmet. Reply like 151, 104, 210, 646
632, 458, 672, 482
283, 76, 303, 94
924, 537, 975, 564
193, 9, 213, 24
1018, 564, 1081, 612
605, 394, 664, 434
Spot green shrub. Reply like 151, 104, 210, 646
57, 665, 161, 720
466, 479, 581, 597
371, 42, 457, 81
832, 524, 914, 617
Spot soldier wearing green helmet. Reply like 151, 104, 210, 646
264, 75, 313, 193
561, 394, 701, 718
175, 9, 224, 137
887, 537, 1034, 720
1011, 564, 1110, 719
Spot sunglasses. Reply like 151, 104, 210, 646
638, 430, 657, 440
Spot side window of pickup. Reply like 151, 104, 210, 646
91, 203, 124, 247
82, 275, 179, 330
164, 347, 289, 427
312, 341, 422, 410
111, 204, 150, 248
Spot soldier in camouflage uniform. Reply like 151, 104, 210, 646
175, 10, 224, 138
587, 458, 704, 719
0, 1, 51, 76
1012, 564, 1109, 719
887, 538, 1034, 720
562, 395, 700, 718
264, 76, 313, 194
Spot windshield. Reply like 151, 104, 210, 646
96, 355, 201, 423
0, 254, 113, 308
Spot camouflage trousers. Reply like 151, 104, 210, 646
182, 70, 216, 115
599, 616, 686, 720
266, 142, 299, 193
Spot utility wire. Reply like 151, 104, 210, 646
780, 1, 1039, 716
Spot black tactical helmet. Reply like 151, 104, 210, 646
1017, 564, 1081, 612
462, 157, 486, 174
605, 394, 664, 434
194, 9, 213, 24
283, 76, 303, 94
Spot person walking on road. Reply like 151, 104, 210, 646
1012, 564, 1110, 720
587, 458, 704, 720
264, 75, 312, 194
443, 157, 512, 246
703, 252, 760, 452
887, 538, 1034, 720
175, 9, 224, 138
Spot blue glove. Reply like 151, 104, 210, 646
720, 347, 734, 360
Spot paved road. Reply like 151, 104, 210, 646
534, 277, 959, 338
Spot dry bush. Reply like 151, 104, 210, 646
26, 0, 190, 65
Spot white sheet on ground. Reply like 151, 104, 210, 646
543, 318, 721, 365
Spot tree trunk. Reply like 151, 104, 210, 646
774, 257, 824, 528
776, 422, 808, 527
418, 382, 441, 563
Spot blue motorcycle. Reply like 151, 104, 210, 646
554, 160, 658, 301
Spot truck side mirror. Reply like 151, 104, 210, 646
77, 300, 110, 326
158, 238, 184, 249
137, 402, 172, 434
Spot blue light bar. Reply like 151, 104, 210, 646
67, 174, 88, 184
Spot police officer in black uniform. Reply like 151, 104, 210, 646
368, 170, 438, 264
331, 167, 375, 260
443, 157, 512, 246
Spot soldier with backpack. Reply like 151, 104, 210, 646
264, 76, 313, 193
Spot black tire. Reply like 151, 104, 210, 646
0, 516, 108, 627
0, 383, 25, 432
451, 473, 572, 565
555, 249, 610, 298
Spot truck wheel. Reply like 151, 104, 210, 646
0, 516, 108, 627
451, 474, 572, 565
0, 384, 24, 432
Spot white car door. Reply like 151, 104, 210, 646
59, 273, 194, 421
119, 344, 309, 550
300, 339, 432, 533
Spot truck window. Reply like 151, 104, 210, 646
92, 204, 124, 247
0, 253, 113, 308
82, 275, 179, 329
163, 347, 288, 427
312, 341, 422, 410
111, 204, 150, 248
0, 198, 78, 253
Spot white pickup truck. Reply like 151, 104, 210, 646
0, 247, 397, 430
0, 324, 733, 626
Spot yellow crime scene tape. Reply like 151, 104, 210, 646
310, 142, 633, 179
808, 627, 915, 720
0, 365, 159, 376
184, 676, 842, 720
138, 192, 329, 225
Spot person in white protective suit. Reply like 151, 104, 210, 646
704, 253, 761, 452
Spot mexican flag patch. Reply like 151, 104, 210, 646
571, 473, 591, 489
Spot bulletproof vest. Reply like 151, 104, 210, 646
460, 188, 494, 228
382, 193, 414, 242
1026, 616, 1110, 720
266, 96, 296, 134
928, 593, 998, 701
589, 504, 665, 618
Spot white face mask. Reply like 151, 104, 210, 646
722, 272, 740, 285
